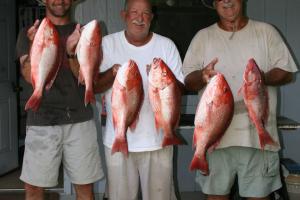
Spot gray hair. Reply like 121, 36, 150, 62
123, 0, 152, 11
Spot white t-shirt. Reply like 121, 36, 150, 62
183, 20, 298, 151
100, 31, 184, 152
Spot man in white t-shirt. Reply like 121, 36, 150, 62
93, 0, 184, 199
183, 0, 298, 199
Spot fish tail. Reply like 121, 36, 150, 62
162, 135, 183, 147
25, 89, 42, 111
189, 154, 209, 175
111, 137, 128, 157
84, 90, 96, 106
258, 128, 278, 149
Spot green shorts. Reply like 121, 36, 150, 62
195, 146, 282, 198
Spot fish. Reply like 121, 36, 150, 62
76, 19, 102, 106
25, 17, 60, 111
239, 58, 278, 149
111, 60, 144, 156
148, 58, 183, 147
190, 73, 234, 175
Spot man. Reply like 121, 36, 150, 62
183, 0, 298, 200
16, 0, 104, 199
91, 0, 184, 199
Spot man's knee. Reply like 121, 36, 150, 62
74, 184, 94, 200
207, 194, 230, 200
24, 183, 44, 200
24, 183, 43, 193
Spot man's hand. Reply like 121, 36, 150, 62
184, 57, 219, 92
66, 23, 81, 55
201, 57, 218, 83
27, 19, 40, 42
112, 64, 121, 77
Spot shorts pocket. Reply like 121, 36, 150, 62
262, 151, 280, 177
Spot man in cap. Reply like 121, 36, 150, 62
16, 0, 104, 199
183, 0, 298, 199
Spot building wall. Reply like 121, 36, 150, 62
247, 0, 300, 164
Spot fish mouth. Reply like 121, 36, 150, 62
152, 58, 160, 69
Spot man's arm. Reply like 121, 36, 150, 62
184, 70, 207, 92
20, 55, 32, 84
264, 68, 293, 86
184, 58, 218, 92
94, 64, 119, 93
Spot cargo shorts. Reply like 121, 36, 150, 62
20, 120, 104, 187
195, 146, 282, 198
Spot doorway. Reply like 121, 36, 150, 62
0, 0, 64, 192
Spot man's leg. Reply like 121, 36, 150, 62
206, 195, 230, 200
238, 148, 281, 199
247, 197, 270, 200
207, 195, 230, 200
24, 183, 44, 200
74, 184, 94, 200
138, 146, 176, 200
104, 147, 140, 200
21, 126, 63, 200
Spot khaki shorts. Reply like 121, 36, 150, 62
104, 146, 177, 200
196, 146, 282, 198
20, 120, 104, 187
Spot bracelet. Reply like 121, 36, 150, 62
66, 53, 76, 59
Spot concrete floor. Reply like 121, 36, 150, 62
0, 191, 205, 200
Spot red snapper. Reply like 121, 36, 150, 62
148, 58, 183, 147
190, 73, 234, 175
25, 18, 60, 111
111, 60, 144, 156
76, 19, 102, 106
240, 58, 277, 149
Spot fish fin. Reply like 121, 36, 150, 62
149, 85, 161, 112
25, 89, 43, 111
45, 63, 60, 91
111, 137, 128, 157
207, 141, 219, 154
238, 84, 244, 96
84, 89, 96, 106
129, 91, 144, 132
162, 134, 183, 147
192, 129, 198, 148
129, 117, 138, 132
154, 113, 161, 133
262, 90, 269, 124
93, 68, 99, 83
78, 69, 85, 85
175, 112, 180, 128
258, 127, 278, 149
189, 154, 209, 175
149, 85, 162, 132
45, 76, 56, 91
31, 76, 36, 89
